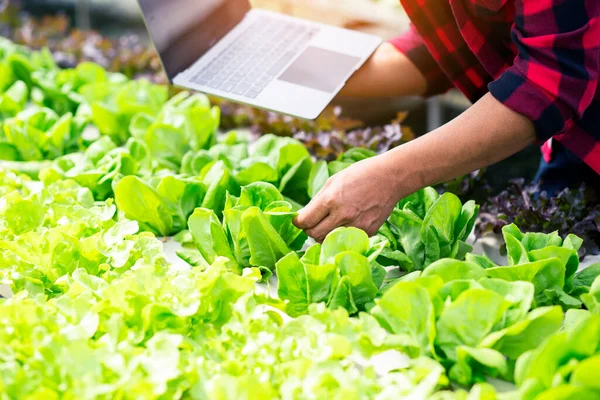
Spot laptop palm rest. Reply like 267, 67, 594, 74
278, 46, 361, 93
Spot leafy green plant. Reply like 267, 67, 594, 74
115, 174, 206, 237
477, 224, 599, 309
377, 188, 479, 272
511, 309, 600, 399
188, 182, 306, 275
3, 33, 600, 400
371, 259, 565, 386
0, 80, 28, 120
1, 106, 86, 161
0, 177, 167, 297
582, 275, 600, 313
129, 90, 220, 168
308, 155, 479, 274
82, 78, 168, 144
40, 136, 143, 200
276, 227, 386, 316
234, 134, 313, 204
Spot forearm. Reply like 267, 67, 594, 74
339, 42, 428, 98
380, 93, 537, 196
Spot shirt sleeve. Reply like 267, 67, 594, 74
389, 24, 454, 97
488, 0, 600, 143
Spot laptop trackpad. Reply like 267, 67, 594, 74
278, 47, 361, 93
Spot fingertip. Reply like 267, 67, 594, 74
294, 199, 330, 230
293, 209, 306, 228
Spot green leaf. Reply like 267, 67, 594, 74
581, 275, 600, 314
327, 275, 358, 314
455, 201, 479, 242
543, 289, 583, 311
503, 229, 530, 266
449, 346, 508, 386
308, 160, 329, 199
435, 289, 510, 360
236, 162, 278, 186
320, 227, 370, 264
570, 354, 600, 390
571, 263, 600, 295
305, 263, 338, 305
276, 252, 310, 317
528, 246, 579, 282
465, 253, 498, 269
386, 209, 425, 271
485, 259, 565, 306
114, 176, 174, 236
478, 278, 534, 328
372, 281, 435, 353
243, 206, 291, 271
237, 182, 283, 210
421, 192, 463, 245
397, 187, 439, 220
481, 306, 563, 360
200, 160, 239, 216
301, 243, 322, 265
188, 208, 238, 272
422, 259, 486, 283
535, 385, 600, 400
335, 251, 378, 308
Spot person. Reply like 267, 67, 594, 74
294, 0, 600, 243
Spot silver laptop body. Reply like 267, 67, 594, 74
137, 0, 381, 119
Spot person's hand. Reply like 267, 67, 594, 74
294, 155, 402, 242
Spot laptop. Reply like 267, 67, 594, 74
136, 0, 381, 120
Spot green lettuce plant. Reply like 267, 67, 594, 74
129, 90, 220, 168
188, 182, 306, 275
276, 227, 387, 317
40, 136, 143, 200
474, 224, 600, 309
376, 188, 479, 272
0, 176, 167, 297
231, 134, 313, 204
511, 309, 600, 400
371, 258, 566, 386
1, 106, 86, 161
115, 174, 206, 237
0, 80, 28, 121
81, 78, 168, 144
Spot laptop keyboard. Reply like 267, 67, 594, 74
189, 16, 319, 99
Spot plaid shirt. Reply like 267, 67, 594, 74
390, 0, 600, 174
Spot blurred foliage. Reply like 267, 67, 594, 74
476, 179, 600, 258
219, 100, 415, 161
438, 169, 490, 204
0, 3, 165, 82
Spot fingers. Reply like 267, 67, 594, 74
305, 215, 337, 243
294, 196, 330, 230
304, 206, 356, 243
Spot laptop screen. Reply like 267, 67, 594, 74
138, 0, 251, 80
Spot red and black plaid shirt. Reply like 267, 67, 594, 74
390, 0, 600, 174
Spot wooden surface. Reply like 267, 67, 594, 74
77, 0, 410, 38
250, 0, 410, 38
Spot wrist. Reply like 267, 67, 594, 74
377, 146, 424, 201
